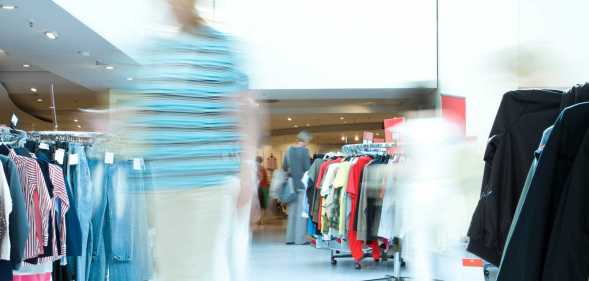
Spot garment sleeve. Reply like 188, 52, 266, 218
5, 161, 28, 267
466, 133, 504, 265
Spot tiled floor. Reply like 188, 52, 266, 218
249, 219, 494, 281
249, 220, 399, 281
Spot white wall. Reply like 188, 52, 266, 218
438, 0, 520, 142
219, 0, 437, 89
439, 0, 589, 142
53, 0, 437, 90
517, 0, 589, 88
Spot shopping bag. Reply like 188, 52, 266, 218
269, 169, 297, 203
270, 169, 287, 199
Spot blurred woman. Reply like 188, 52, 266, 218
282, 131, 312, 245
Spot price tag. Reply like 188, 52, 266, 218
105, 152, 114, 165
133, 158, 143, 171
39, 143, 50, 150
68, 153, 79, 166
10, 114, 18, 127
461, 258, 485, 281
54, 149, 65, 165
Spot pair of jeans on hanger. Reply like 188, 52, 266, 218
86, 148, 152, 281
66, 144, 93, 281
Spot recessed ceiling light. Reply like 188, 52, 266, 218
341, 136, 346, 141
376, 133, 380, 136
105, 65, 115, 70
287, 117, 292, 121
30, 87, 38, 93
73, 119, 79, 123
294, 125, 299, 128
340, 116, 345, 120
77, 125, 82, 129
36, 98, 43, 103
306, 123, 310, 127
354, 136, 360, 141
0, 5, 17, 10
126, 77, 134, 81
44, 31, 58, 40
23, 64, 30, 68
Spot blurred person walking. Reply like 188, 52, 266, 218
256, 156, 270, 224
283, 131, 312, 245
112, 0, 258, 280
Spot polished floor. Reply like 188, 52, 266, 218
249, 219, 398, 281
248, 217, 496, 281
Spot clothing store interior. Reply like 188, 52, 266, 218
0, 0, 588, 281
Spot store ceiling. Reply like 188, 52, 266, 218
0, 0, 137, 92
0, 0, 437, 132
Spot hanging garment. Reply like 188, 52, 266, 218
497, 102, 589, 281
377, 160, 397, 240
559, 83, 589, 110
0, 161, 12, 261
467, 89, 562, 265
346, 156, 373, 262
67, 143, 93, 281
332, 162, 352, 238
356, 162, 387, 242
540, 129, 589, 281
0, 155, 29, 278
306, 158, 324, 224
8, 149, 52, 260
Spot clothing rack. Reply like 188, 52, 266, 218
29, 131, 103, 144
0, 126, 28, 146
341, 143, 397, 155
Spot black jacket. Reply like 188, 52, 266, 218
539, 129, 589, 281
560, 83, 589, 110
497, 102, 589, 281
467, 90, 562, 265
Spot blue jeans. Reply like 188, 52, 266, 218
87, 153, 152, 281
67, 144, 94, 281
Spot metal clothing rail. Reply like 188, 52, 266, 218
29, 131, 103, 144
341, 143, 397, 155
0, 126, 28, 146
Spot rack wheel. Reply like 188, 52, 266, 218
400, 259, 407, 268
355, 263, 362, 270
484, 269, 489, 276
331, 258, 337, 266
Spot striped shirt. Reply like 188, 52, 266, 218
8, 150, 52, 259
48, 164, 69, 257
36, 164, 69, 263
114, 26, 247, 190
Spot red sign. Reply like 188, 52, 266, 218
362, 131, 374, 144
441, 95, 466, 136
384, 117, 405, 144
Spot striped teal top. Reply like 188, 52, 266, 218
115, 26, 247, 190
